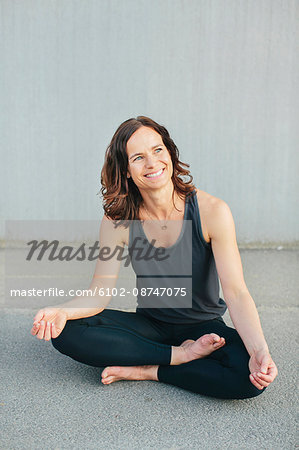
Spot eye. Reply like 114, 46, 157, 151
133, 148, 162, 162
133, 155, 143, 162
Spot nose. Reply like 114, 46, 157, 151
144, 155, 155, 168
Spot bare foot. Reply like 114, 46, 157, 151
101, 334, 226, 384
171, 334, 226, 365
181, 334, 226, 362
101, 365, 159, 385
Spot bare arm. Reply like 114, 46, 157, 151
56, 215, 126, 320
31, 216, 127, 339
55, 279, 115, 321
208, 198, 278, 389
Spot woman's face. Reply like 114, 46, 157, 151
126, 126, 173, 192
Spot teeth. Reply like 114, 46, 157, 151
145, 168, 163, 178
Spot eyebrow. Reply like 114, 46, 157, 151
129, 145, 163, 160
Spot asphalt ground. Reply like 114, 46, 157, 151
1, 248, 298, 449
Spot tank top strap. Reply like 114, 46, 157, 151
186, 189, 211, 248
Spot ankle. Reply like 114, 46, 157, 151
140, 365, 159, 381
170, 345, 187, 365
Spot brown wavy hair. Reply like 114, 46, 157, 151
100, 116, 195, 223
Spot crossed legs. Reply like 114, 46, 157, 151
51, 309, 265, 399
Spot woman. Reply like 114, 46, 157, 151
31, 116, 277, 399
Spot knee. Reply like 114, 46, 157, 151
51, 334, 64, 353
50, 321, 86, 358
233, 375, 267, 400
51, 327, 69, 354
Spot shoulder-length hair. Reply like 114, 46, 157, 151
100, 116, 195, 222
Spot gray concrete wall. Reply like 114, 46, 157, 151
1, 0, 298, 243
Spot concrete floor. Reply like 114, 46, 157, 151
1, 248, 298, 449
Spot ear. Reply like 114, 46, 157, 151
127, 171, 131, 179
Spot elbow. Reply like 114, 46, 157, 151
223, 287, 251, 306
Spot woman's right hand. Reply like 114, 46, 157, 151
30, 308, 68, 341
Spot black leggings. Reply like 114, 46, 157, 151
51, 309, 265, 400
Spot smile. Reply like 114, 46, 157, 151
144, 168, 165, 178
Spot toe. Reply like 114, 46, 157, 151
213, 340, 225, 349
216, 337, 225, 346
101, 367, 111, 378
102, 376, 114, 384
210, 333, 221, 343
200, 333, 221, 346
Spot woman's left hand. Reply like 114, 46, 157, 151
249, 349, 278, 390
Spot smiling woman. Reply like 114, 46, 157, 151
31, 115, 277, 400
100, 116, 195, 223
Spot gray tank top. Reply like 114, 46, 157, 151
128, 189, 227, 324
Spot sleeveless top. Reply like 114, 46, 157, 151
128, 189, 227, 324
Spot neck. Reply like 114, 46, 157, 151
140, 185, 181, 220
